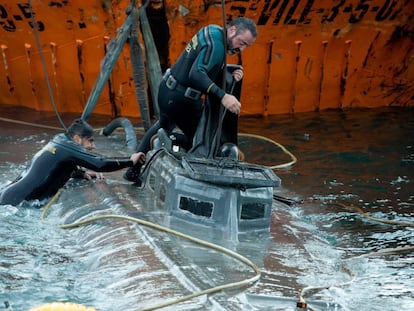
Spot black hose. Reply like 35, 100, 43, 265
101, 117, 137, 151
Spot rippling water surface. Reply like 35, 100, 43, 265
1, 107, 413, 310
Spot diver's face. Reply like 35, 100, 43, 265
227, 26, 255, 55
81, 136, 95, 151
72, 134, 95, 150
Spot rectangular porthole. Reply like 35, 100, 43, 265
240, 202, 266, 220
148, 172, 156, 190
178, 196, 213, 218
159, 185, 166, 202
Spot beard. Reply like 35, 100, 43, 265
226, 35, 240, 55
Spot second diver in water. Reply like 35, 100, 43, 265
0, 118, 145, 206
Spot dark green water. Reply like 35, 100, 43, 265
1, 107, 413, 310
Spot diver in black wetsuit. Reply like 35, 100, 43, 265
0, 119, 146, 206
124, 17, 257, 182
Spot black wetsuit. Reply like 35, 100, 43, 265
136, 24, 226, 154
0, 133, 133, 206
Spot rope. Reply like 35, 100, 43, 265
28, 0, 66, 130
0, 116, 146, 136
349, 245, 414, 258
331, 202, 414, 228
0, 117, 63, 130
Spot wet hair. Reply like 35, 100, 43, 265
228, 17, 258, 38
66, 118, 94, 138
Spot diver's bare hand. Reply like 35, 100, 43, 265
130, 152, 146, 166
221, 94, 241, 114
84, 170, 104, 181
232, 68, 244, 82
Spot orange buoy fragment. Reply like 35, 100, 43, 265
29, 302, 96, 311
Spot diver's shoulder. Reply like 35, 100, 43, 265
51, 133, 82, 150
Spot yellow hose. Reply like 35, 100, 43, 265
40, 189, 62, 220
239, 132, 297, 169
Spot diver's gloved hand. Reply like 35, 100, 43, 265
123, 151, 146, 184
123, 164, 142, 184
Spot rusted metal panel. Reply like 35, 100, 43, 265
0, 0, 412, 117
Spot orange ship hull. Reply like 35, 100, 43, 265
0, 0, 413, 118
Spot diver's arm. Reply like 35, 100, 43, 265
69, 151, 145, 173
187, 27, 226, 99
80, 156, 132, 172
53, 134, 145, 173
65, 149, 133, 172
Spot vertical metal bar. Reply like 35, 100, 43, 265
129, 7, 151, 130
81, 11, 134, 121
1, 44, 14, 93
103, 36, 117, 117
263, 40, 274, 117
139, 7, 161, 119
317, 40, 328, 112
340, 40, 352, 109
24, 43, 40, 109
50, 42, 60, 105
291, 40, 302, 114
76, 39, 87, 105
